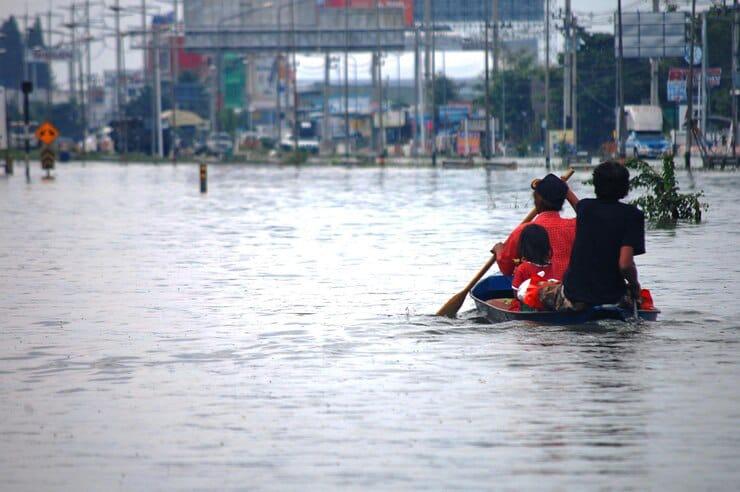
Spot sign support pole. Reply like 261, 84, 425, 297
686, 0, 696, 170
734, 0, 738, 161
22, 81, 32, 182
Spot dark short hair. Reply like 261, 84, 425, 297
593, 160, 630, 200
534, 191, 565, 211
518, 223, 551, 265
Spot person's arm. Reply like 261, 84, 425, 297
491, 225, 524, 276
565, 185, 579, 210
619, 245, 640, 298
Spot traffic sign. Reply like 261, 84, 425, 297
35, 121, 59, 146
41, 146, 55, 171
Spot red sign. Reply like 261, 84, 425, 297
322, 0, 414, 26
668, 67, 722, 87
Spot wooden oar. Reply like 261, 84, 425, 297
435, 168, 575, 318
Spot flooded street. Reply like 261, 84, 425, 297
1, 163, 739, 490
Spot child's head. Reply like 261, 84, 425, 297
593, 160, 630, 201
518, 223, 551, 265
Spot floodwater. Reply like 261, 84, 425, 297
1, 162, 738, 490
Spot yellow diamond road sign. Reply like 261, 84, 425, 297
35, 121, 59, 146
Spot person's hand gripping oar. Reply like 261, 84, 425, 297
435, 168, 575, 318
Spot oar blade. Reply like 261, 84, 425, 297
435, 291, 467, 318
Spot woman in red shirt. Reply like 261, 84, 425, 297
492, 174, 579, 281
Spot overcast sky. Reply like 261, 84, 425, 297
0, 0, 709, 89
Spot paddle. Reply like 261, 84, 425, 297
435, 168, 575, 318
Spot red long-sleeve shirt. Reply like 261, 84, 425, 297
496, 211, 576, 281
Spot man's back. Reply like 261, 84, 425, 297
564, 198, 645, 305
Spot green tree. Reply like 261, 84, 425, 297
27, 17, 52, 90
0, 16, 24, 89
430, 74, 459, 106
476, 52, 540, 148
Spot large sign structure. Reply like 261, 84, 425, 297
667, 67, 722, 102
616, 12, 686, 59
184, 0, 407, 52
412, 0, 543, 23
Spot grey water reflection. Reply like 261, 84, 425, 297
0, 163, 739, 490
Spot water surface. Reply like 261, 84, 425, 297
1, 163, 738, 490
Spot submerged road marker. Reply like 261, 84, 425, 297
200, 163, 207, 193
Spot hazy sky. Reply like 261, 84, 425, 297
0, 0, 707, 89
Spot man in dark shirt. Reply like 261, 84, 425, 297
540, 161, 645, 310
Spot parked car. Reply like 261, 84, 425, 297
279, 135, 320, 154
205, 132, 234, 156
625, 131, 671, 158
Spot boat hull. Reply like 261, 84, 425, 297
470, 275, 659, 325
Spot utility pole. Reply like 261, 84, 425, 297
112, 0, 122, 155
379, 56, 385, 155
291, 0, 298, 154
78, 1, 89, 160
492, 0, 499, 73
276, 53, 282, 148
423, 0, 431, 155
85, 0, 92, 154
413, 27, 420, 157
46, 9, 53, 117
430, 1, 437, 166
67, 7, 77, 108
143, 0, 156, 156
492, 0, 500, 153
172, 0, 179, 163
484, 0, 491, 159
323, 53, 330, 154
686, 0, 697, 170
375, 0, 384, 157
344, 2, 349, 158
733, 0, 738, 160
22, 81, 32, 182
701, 12, 708, 136
563, 0, 571, 145
617, 0, 625, 157
153, 26, 164, 158
650, 0, 659, 105
572, 16, 578, 152
545, 0, 550, 169
23, 12, 29, 85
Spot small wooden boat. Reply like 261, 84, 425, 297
470, 276, 660, 324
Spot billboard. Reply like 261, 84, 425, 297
667, 67, 722, 102
616, 12, 686, 58
247, 55, 279, 111
323, 0, 414, 26
413, 0, 543, 23
184, 0, 407, 51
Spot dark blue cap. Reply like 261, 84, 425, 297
534, 173, 567, 204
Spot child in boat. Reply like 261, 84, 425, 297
511, 223, 556, 311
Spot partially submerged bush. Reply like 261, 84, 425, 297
282, 150, 308, 165
625, 156, 707, 227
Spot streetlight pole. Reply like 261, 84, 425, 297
686, 0, 697, 170
344, 1, 350, 158
484, 0, 491, 159
617, 0, 625, 158
290, 0, 299, 153
545, 0, 550, 169
733, 0, 738, 161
